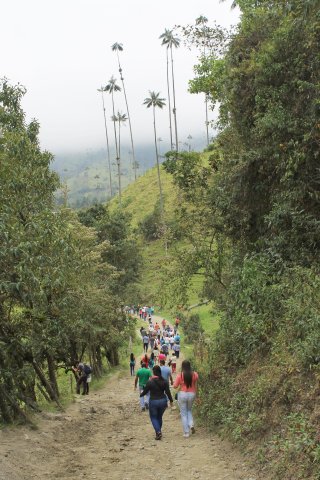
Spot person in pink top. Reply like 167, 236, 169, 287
173, 360, 199, 438
158, 352, 166, 363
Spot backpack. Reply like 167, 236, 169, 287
84, 364, 92, 375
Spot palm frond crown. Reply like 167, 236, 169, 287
159, 29, 180, 49
111, 42, 123, 52
104, 76, 121, 93
143, 91, 166, 109
111, 111, 128, 122
195, 15, 208, 25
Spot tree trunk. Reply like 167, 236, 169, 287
117, 54, 137, 181
96, 346, 103, 374
22, 372, 37, 403
166, 48, 173, 149
112, 347, 119, 366
111, 91, 121, 204
32, 361, 63, 410
37, 383, 51, 403
69, 339, 78, 368
0, 385, 28, 423
117, 119, 122, 206
153, 106, 163, 212
101, 92, 113, 197
205, 94, 210, 146
170, 46, 178, 151
105, 346, 119, 366
46, 354, 60, 398
0, 384, 13, 423
17, 392, 41, 412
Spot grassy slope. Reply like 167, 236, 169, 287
112, 157, 320, 480
110, 166, 177, 225
108, 162, 218, 336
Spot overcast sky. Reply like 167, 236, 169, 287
2, 0, 239, 154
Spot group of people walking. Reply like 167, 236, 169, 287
131, 316, 198, 440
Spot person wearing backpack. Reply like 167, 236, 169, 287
161, 343, 169, 357
73, 362, 92, 395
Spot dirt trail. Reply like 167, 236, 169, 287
0, 319, 266, 480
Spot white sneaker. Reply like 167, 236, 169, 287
183, 433, 190, 438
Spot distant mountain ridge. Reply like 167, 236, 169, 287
51, 136, 207, 208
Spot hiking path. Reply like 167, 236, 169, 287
0, 316, 267, 480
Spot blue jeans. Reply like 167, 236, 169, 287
178, 392, 196, 434
149, 398, 167, 433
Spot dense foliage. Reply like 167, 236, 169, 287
164, 1, 320, 477
0, 81, 136, 423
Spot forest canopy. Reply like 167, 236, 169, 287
0, 80, 138, 422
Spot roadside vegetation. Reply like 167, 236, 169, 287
0, 82, 139, 423
1, 1, 320, 478
109, 1, 320, 478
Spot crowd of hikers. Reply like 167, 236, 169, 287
70, 307, 198, 442
131, 311, 198, 440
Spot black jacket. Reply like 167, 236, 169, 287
140, 377, 173, 402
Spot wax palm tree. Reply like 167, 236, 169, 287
97, 86, 112, 197
159, 29, 180, 152
143, 91, 166, 210
104, 76, 121, 200
159, 29, 173, 150
111, 111, 127, 205
111, 42, 137, 181
195, 16, 210, 146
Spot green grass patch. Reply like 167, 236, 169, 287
189, 303, 221, 335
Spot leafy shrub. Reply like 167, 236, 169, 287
182, 313, 204, 343
138, 202, 162, 241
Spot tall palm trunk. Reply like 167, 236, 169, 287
116, 52, 137, 181
153, 106, 163, 211
111, 91, 121, 204
100, 91, 113, 197
202, 39, 210, 147
205, 93, 210, 146
170, 45, 178, 152
117, 117, 122, 206
166, 49, 173, 150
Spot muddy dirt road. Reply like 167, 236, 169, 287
0, 327, 266, 479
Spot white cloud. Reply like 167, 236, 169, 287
2, 0, 239, 153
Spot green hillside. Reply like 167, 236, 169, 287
108, 156, 215, 334
109, 164, 179, 304
52, 139, 206, 209
109, 166, 177, 226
